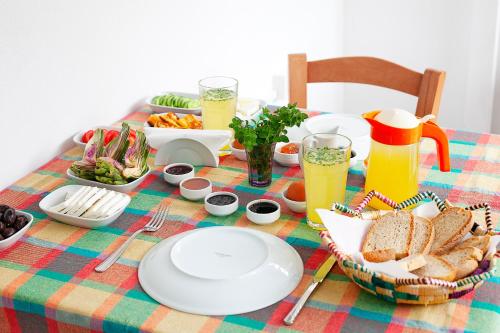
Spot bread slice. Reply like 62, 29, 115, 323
362, 211, 414, 259
440, 247, 483, 279
397, 254, 427, 271
413, 255, 457, 281
454, 235, 490, 254
430, 207, 473, 255
363, 248, 396, 262
409, 216, 435, 255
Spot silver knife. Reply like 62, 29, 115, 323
284, 255, 337, 325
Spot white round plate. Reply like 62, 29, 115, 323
138, 226, 303, 315
154, 138, 219, 167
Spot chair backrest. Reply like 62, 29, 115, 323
288, 54, 446, 118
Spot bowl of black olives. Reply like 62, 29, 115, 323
0, 204, 33, 250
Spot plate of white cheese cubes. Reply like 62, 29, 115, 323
39, 185, 131, 228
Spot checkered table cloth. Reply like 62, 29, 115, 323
0, 109, 498, 333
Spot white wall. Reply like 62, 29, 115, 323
0, 0, 343, 189
341, 0, 500, 133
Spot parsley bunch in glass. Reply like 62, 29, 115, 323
229, 104, 308, 152
229, 104, 308, 186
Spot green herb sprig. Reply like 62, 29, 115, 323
229, 104, 308, 152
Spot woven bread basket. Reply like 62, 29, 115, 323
320, 190, 497, 305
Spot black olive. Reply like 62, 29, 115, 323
2, 208, 16, 226
0, 234, 4, 241
0, 212, 3, 221
13, 218, 28, 231
2, 227, 16, 238
0, 205, 9, 213
0, 221, 5, 234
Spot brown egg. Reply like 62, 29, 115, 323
286, 181, 305, 202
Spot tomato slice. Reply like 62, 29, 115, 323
104, 130, 120, 145
81, 130, 94, 143
128, 130, 136, 145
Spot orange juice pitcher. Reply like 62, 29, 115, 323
363, 109, 450, 209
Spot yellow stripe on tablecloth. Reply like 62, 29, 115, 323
15, 173, 66, 192
56, 285, 112, 317
153, 310, 211, 333
0, 267, 25, 289
407, 302, 457, 328
32, 221, 83, 245
312, 279, 350, 305
456, 173, 500, 192
121, 239, 156, 262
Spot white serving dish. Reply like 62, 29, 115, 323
204, 192, 239, 216
273, 142, 301, 167
72, 126, 121, 148
163, 163, 195, 186
39, 185, 130, 228
179, 177, 212, 201
138, 226, 303, 315
246, 199, 281, 225
304, 113, 371, 167
281, 191, 306, 213
0, 210, 33, 251
66, 167, 151, 193
146, 92, 201, 115
230, 141, 247, 161
154, 138, 219, 167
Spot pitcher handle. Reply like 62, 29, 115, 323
422, 121, 450, 172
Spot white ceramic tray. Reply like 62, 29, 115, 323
66, 167, 151, 193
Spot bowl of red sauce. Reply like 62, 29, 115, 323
179, 177, 212, 201
163, 163, 195, 186
274, 142, 301, 167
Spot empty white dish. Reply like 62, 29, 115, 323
0, 210, 33, 251
138, 226, 303, 315
66, 167, 151, 193
273, 142, 301, 167
39, 185, 130, 228
154, 138, 219, 167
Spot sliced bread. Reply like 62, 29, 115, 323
454, 235, 490, 254
362, 211, 414, 259
363, 248, 396, 263
430, 207, 473, 255
409, 216, 435, 255
440, 246, 483, 279
397, 254, 427, 271
413, 255, 457, 281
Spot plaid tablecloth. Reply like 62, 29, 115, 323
0, 109, 498, 333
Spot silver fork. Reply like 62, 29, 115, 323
95, 203, 170, 272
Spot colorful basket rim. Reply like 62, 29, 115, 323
321, 190, 497, 289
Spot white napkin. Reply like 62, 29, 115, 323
145, 128, 232, 153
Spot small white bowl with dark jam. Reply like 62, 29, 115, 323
246, 199, 281, 225
204, 192, 239, 216
163, 163, 195, 186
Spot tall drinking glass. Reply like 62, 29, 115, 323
199, 76, 238, 130
302, 134, 351, 230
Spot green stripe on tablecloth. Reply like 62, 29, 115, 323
0, 260, 30, 271
13, 275, 64, 316
470, 300, 500, 313
224, 315, 266, 330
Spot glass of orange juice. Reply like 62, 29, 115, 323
199, 76, 238, 131
302, 134, 351, 230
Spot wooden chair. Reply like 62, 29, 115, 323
288, 54, 446, 118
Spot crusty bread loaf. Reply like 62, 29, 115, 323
430, 207, 473, 255
413, 255, 457, 281
440, 247, 483, 279
409, 216, 434, 255
363, 249, 396, 262
362, 211, 414, 259
454, 235, 490, 254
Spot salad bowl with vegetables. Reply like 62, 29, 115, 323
68, 123, 151, 192
73, 126, 136, 148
